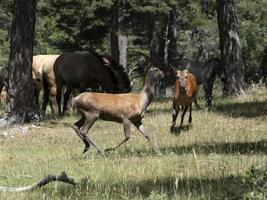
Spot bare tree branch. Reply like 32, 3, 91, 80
0, 171, 76, 192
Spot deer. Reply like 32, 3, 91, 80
171, 69, 199, 130
71, 66, 164, 154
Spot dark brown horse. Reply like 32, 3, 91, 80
186, 58, 221, 110
54, 52, 131, 115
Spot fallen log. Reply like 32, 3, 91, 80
0, 171, 76, 192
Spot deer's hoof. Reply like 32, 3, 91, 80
83, 146, 90, 154
104, 147, 115, 152
155, 151, 163, 156
96, 150, 105, 156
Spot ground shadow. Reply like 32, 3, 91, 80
71, 139, 267, 160
106, 140, 267, 158
160, 140, 267, 155
50, 174, 246, 199
213, 100, 267, 118
170, 124, 192, 135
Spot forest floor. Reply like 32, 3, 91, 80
0, 84, 266, 199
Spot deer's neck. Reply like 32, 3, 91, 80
140, 76, 156, 111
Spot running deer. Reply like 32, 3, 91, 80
171, 70, 198, 130
71, 66, 164, 154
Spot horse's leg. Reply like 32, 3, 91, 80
171, 104, 179, 130
0, 82, 4, 104
194, 90, 201, 109
0, 81, 4, 102
203, 81, 213, 111
33, 83, 40, 107
56, 84, 62, 116
46, 74, 57, 115
41, 78, 49, 114
180, 105, 189, 127
49, 86, 57, 115
62, 87, 73, 115
133, 119, 160, 154
105, 118, 131, 152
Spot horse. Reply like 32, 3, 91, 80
53, 52, 131, 116
32, 55, 60, 114
186, 58, 220, 110
0, 65, 8, 104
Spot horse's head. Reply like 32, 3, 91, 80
102, 56, 131, 93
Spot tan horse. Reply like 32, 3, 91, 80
0, 86, 7, 104
32, 55, 59, 114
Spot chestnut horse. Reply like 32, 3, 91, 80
54, 52, 131, 115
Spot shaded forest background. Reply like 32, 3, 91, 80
0, 0, 266, 84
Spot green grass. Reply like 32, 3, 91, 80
0, 86, 266, 199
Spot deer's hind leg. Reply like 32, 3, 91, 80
71, 116, 91, 152
79, 113, 103, 154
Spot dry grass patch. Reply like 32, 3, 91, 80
0, 86, 266, 199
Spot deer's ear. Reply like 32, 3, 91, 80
169, 64, 176, 73
183, 69, 188, 78
176, 70, 181, 77
144, 62, 152, 73
146, 62, 151, 68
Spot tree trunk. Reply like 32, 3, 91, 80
147, 13, 158, 66
260, 46, 267, 83
110, 0, 127, 67
158, 10, 178, 97
168, 9, 179, 66
216, 0, 245, 96
158, 14, 169, 68
201, 0, 210, 16
1, 0, 41, 126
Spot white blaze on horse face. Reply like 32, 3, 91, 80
102, 57, 111, 67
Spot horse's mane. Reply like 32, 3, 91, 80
87, 51, 131, 92
206, 57, 220, 65
101, 54, 131, 91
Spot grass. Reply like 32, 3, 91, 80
0, 85, 266, 199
